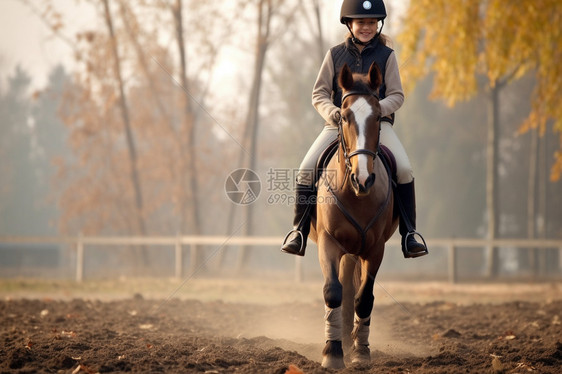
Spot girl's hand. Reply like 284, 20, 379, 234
330, 109, 342, 126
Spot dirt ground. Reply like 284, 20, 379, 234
1, 279, 561, 373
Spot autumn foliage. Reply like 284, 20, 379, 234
399, 0, 562, 181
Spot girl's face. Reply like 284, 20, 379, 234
350, 18, 379, 43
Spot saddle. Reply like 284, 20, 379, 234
315, 140, 397, 186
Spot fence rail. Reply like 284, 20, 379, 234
1, 236, 561, 283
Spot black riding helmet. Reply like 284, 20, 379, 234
340, 0, 386, 45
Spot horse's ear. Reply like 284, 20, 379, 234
338, 63, 354, 91
368, 62, 382, 91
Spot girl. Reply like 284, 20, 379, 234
281, 0, 428, 259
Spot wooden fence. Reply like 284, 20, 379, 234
1, 236, 561, 283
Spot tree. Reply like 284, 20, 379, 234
398, 0, 562, 275
102, 0, 149, 266
31, 65, 74, 235
231, 0, 302, 270
400, 0, 562, 179
0, 67, 35, 235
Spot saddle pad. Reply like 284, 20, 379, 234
315, 139, 339, 183
379, 144, 397, 181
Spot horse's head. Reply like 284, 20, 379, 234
338, 62, 383, 197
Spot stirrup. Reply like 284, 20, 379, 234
280, 229, 306, 256
401, 231, 428, 258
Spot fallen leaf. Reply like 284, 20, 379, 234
75, 363, 97, 374
498, 331, 516, 340
514, 362, 536, 371
285, 364, 304, 374
139, 324, 153, 330
40, 309, 49, 317
25, 340, 34, 350
61, 330, 76, 338
491, 356, 504, 373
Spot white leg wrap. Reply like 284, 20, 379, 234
351, 313, 370, 346
324, 306, 342, 341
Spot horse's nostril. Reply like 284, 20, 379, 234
365, 173, 376, 189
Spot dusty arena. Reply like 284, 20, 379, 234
1, 279, 561, 373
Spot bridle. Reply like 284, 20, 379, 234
338, 89, 382, 183
327, 88, 392, 255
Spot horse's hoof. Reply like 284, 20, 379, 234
321, 356, 345, 369
351, 344, 371, 365
322, 340, 345, 369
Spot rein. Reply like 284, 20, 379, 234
327, 89, 391, 255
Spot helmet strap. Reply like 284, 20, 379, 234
376, 19, 385, 39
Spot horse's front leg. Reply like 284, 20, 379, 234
351, 248, 384, 365
318, 236, 345, 369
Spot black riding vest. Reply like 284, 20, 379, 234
330, 37, 394, 123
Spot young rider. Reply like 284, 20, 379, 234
281, 0, 428, 259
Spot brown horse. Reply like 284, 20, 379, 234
309, 62, 399, 369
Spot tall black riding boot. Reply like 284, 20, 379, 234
396, 180, 428, 258
280, 184, 315, 256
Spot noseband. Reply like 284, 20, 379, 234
339, 90, 382, 177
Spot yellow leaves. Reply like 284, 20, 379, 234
399, 0, 480, 104
399, 0, 561, 100
398, 0, 562, 180
551, 151, 562, 182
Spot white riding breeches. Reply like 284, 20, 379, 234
379, 121, 414, 184
295, 121, 414, 186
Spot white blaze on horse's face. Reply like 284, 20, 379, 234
349, 97, 373, 176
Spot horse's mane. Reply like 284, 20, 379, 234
339, 63, 381, 96
349, 74, 374, 94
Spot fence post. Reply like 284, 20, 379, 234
189, 243, 197, 275
559, 245, 562, 272
175, 233, 182, 279
76, 233, 84, 283
448, 243, 457, 284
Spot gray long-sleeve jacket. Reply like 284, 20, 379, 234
312, 37, 404, 127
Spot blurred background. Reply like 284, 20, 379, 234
0, 0, 560, 284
